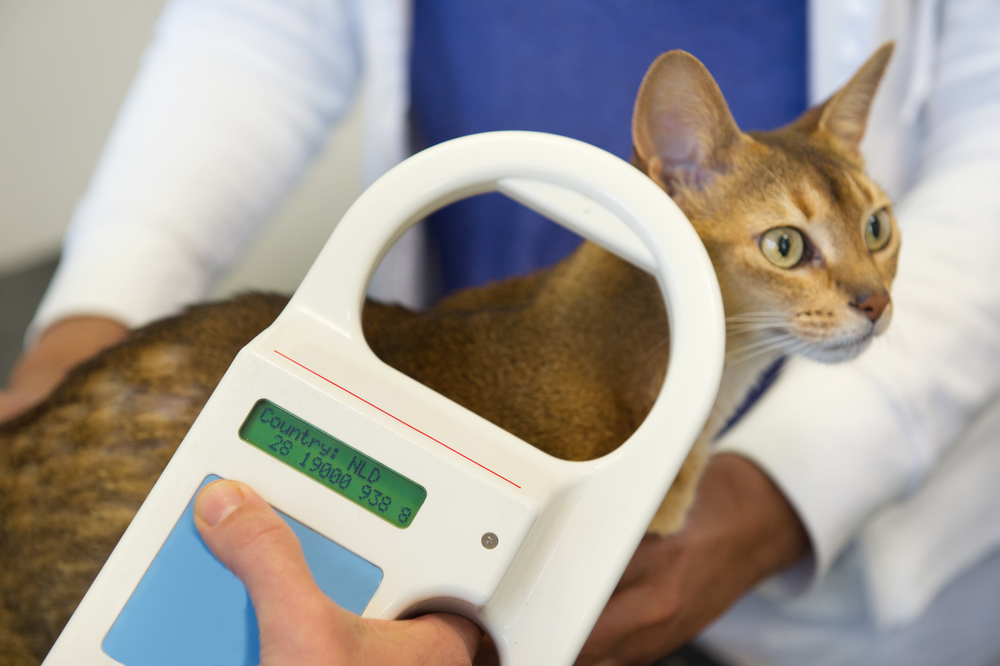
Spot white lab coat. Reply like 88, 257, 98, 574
30, 0, 1000, 663
708, 2, 1000, 663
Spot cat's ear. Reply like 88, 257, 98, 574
797, 42, 894, 152
632, 51, 744, 195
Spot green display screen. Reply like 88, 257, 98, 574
239, 400, 426, 529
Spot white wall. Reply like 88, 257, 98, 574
0, 0, 364, 296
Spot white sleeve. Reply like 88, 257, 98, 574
716, 0, 1000, 590
29, 0, 362, 339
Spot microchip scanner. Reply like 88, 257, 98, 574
44, 132, 725, 666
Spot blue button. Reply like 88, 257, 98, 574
102, 476, 383, 666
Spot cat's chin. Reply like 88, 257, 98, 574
798, 336, 874, 364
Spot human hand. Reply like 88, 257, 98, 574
575, 453, 810, 666
0, 316, 128, 422
194, 479, 483, 666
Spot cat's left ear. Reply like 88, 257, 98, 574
798, 42, 895, 152
632, 51, 745, 196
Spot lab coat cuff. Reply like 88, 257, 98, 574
28, 225, 210, 346
714, 357, 918, 597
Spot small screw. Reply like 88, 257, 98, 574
481, 532, 499, 549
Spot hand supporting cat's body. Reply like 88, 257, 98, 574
0, 46, 899, 664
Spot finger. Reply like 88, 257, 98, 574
434, 614, 483, 662
194, 480, 316, 606
577, 537, 688, 666
613, 534, 661, 590
0, 390, 38, 423
377, 613, 483, 666
194, 480, 352, 661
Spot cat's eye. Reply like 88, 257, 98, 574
865, 208, 892, 251
760, 227, 805, 268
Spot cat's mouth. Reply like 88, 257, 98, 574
725, 326, 876, 365
725, 307, 889, 365
798, 331, 876, 364
797, 305, 893, 364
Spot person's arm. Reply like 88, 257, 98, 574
30, 0, 362, 338
194, 479, 481, 665
3, 0, 365, 420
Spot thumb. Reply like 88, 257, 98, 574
194, 479, 358, 663
194, 479, 482, 666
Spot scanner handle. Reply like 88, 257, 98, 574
286, 132, 726, 665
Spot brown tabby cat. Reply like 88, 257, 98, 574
0, 45, 899, 664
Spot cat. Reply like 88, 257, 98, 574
0, 44, 899, 664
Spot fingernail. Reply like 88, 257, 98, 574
195, 480, 246, 527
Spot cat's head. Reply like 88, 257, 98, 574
632, 44, 900, 364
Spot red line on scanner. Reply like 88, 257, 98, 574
273, 350, 521, 489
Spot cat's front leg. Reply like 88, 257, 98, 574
647, 435, 710, 535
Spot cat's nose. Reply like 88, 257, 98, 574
852, 292, 890, 322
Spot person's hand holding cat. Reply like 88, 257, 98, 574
193, 479, 482, 666
575, 454, 809, 666
0, 316, 127, 422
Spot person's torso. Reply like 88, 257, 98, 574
408, 0, 807, 294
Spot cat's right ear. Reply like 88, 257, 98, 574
632, 51, 744, 196
790, 42, 894, 153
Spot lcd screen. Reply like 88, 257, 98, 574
239, 400, 426, 528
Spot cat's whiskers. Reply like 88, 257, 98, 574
727, 343, 795, 366
726, 323, 788, 336
725, 310, 789, 320
725, 312, 791, 341
725, 320, 787, 326
727, 315, 788, 333
726, 332, 800, 365
728, 331, 796, 354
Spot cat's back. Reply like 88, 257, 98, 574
364, 242, 669, 461
0, 293, 288, 665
